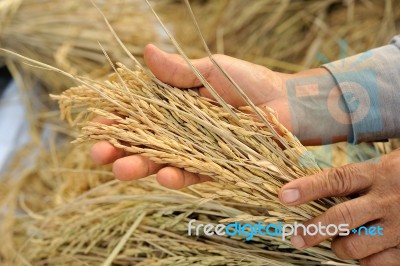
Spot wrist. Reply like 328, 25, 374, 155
283, 68, 353, 145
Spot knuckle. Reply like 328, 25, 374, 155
170, 64, 180, 82
189, 69, 200, 86
309, 176, 325, 198
202, 64, 214, 81
340, 238, 364, 259
326, 166, 353, 195
376, 153, 400, 178
376, 195, 392, 217
145, 158, 152, 177
333, 203, 354, 226
379, 154, 394, 172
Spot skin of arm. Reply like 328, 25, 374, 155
91, 44, 400, 265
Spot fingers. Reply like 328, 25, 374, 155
112, 155, 164, 181
93, 145, 211, 189
332, 220, 391, 260
198, 86, 216, 101
90, 116, 124, 165
144, 44, 214, 88
360, 247, 400, 266
144, 44, 283, 108
113, 158, 210, 188
91, 115, 211, 188
92, 117, 115, 126
156, 166, 211, 189
279, 162, 376, 205
90, 140, 125, 165
290, 196, 382, 249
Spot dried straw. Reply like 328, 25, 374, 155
0, 142, 356, 265
0, 0, 173, 95
2, 0, 398, 94
163, 0, 400, 72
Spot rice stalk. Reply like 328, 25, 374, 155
0, 0, 173, 95
17, 177, 355, 265
1, 167, 348, 265
0, 141, 356, 265
159, 0, 399, 72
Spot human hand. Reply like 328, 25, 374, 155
279, 149, 400, 265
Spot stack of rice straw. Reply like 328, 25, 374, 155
0, 141, 355, 265
0, 0, 174, 99
1, 0, 399, 265
2, 0, 399, 91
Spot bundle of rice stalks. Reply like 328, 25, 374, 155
52, 61, 345, 219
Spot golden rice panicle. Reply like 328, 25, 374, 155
52, 64, 343, 219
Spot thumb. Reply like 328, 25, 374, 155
279, 162, 376, 205
144, 44, 213, 88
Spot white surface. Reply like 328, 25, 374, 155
0, 81, 29, 172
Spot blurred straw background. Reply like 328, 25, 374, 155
0, 0, 173, 93
0, 0, 399, 265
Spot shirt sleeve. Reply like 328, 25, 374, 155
323, 35, 400, 144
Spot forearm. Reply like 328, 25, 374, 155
285, 35, 400, 145
323, 35, 400, 143
282, 68, 352, 146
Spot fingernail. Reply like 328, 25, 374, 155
291, 235, 305, 249
281, 189, 300, 204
